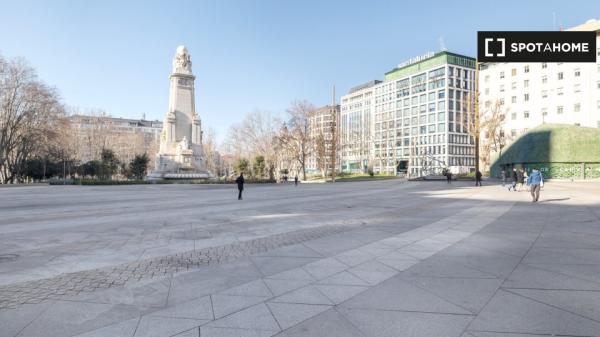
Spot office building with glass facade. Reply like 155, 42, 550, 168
340, 51, 477, 177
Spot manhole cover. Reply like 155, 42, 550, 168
0, 254, 19, 263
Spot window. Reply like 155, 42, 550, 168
500, 71, 505, 79
485, 88, 490, 95
542, 90, 548, 98
524, 111, 530, 119
574, 103, 581, 112
524, 65, 530, 73
484, 75, 490, 83
511, 129, 517, 137
575, 68, 581, 77
557, 106, 564, 114
574, 84, 581, 93
524, 93, 529, 101
542, 76, 547, 84
542, 107, 548, 116
558, 72, 564, 80
511, 82, 517, 90
511, 68, 517, 76
524, 80, 529, 88
511, 112, 517, 120
511, 96, 517, 103
500, 84, 505, 92
557, 87, 564, 96
542, 63, 547, 69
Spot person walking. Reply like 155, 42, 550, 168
527, 167, 544, 202
446, 171, 452, 184
517, 169, 524, 191
294, 175, 298, 186
235, 173, 245, 200
508, 168, 518, 191
475, 170, 482, 187
501, 169, 506, 187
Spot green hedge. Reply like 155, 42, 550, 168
49, 178, 277, 185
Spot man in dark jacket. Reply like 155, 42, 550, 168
475, 170, 482, 186
235, 173, 245, 200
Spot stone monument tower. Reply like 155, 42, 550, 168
148, 46, 211, 180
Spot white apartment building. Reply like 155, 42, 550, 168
341, 52, 477, 177
480, 19, 600, 141
340, 81, 379, 173
306, 104, 340, 175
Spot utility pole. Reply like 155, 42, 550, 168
330, 85, 337, 183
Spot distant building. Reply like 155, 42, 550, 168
480, 19, 600, 166
307, 105, 340, 175
341, 51, 477, 176
68, 114, 162, 164
340, 81, 379, 173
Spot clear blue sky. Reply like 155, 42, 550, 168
1, 0, 599, 143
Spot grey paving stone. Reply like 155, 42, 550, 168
250, 256, 319, 277
210, 294, 270, 319
302, 258, 348, 280
133, 315, 205, 337
206, 303, 280, 331
399, 276, 503, 314
524, 247, 600, 265
200, 326, 277, 337
403, 256, 500, 279
273, 308, 364, 337
263, 278, 312, 297
252, 244, 323, 258
469, 290, 600, 336
316, 271, 370, 286
72, 318, 140, 337
218, 279, 273, 298
147, 296, 213, 320
313, 285, 369, 305
270, 285, 332, 305
340, 276, 472, 315
171, 327, 200, 337
507, 288, 600, 322
503, 263, 600, 290
265, 268, 315, 282
376, 258, 418, 271
16, 300, 148, 337
0, 302, 53, 337
266, 302, 331, 330
347, 260, 397, 286
338, 307, 473, 337
333, 249, 375, 267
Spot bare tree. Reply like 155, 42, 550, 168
279, 100, 315, 181
0, 55, 65, 183
314, 132, 328, 177
480, 100, 507, 171
223, 110, 279, 180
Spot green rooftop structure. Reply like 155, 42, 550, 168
384, 52, 476, 82
491, 124, 600, 179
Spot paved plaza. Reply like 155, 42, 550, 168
1, 180, 600, 337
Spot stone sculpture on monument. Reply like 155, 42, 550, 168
148, 46, 211, 180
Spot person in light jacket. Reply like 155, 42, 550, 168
527, 168, 544, 202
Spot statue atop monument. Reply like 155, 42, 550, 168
148, 46, 211, 180
172, 45, 192, 73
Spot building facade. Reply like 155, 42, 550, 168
479, 19, 600, 162
306, 104, 340, 176
341, 51, 477, 177
340, 81, 379, 173
68, 114, 162, 164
